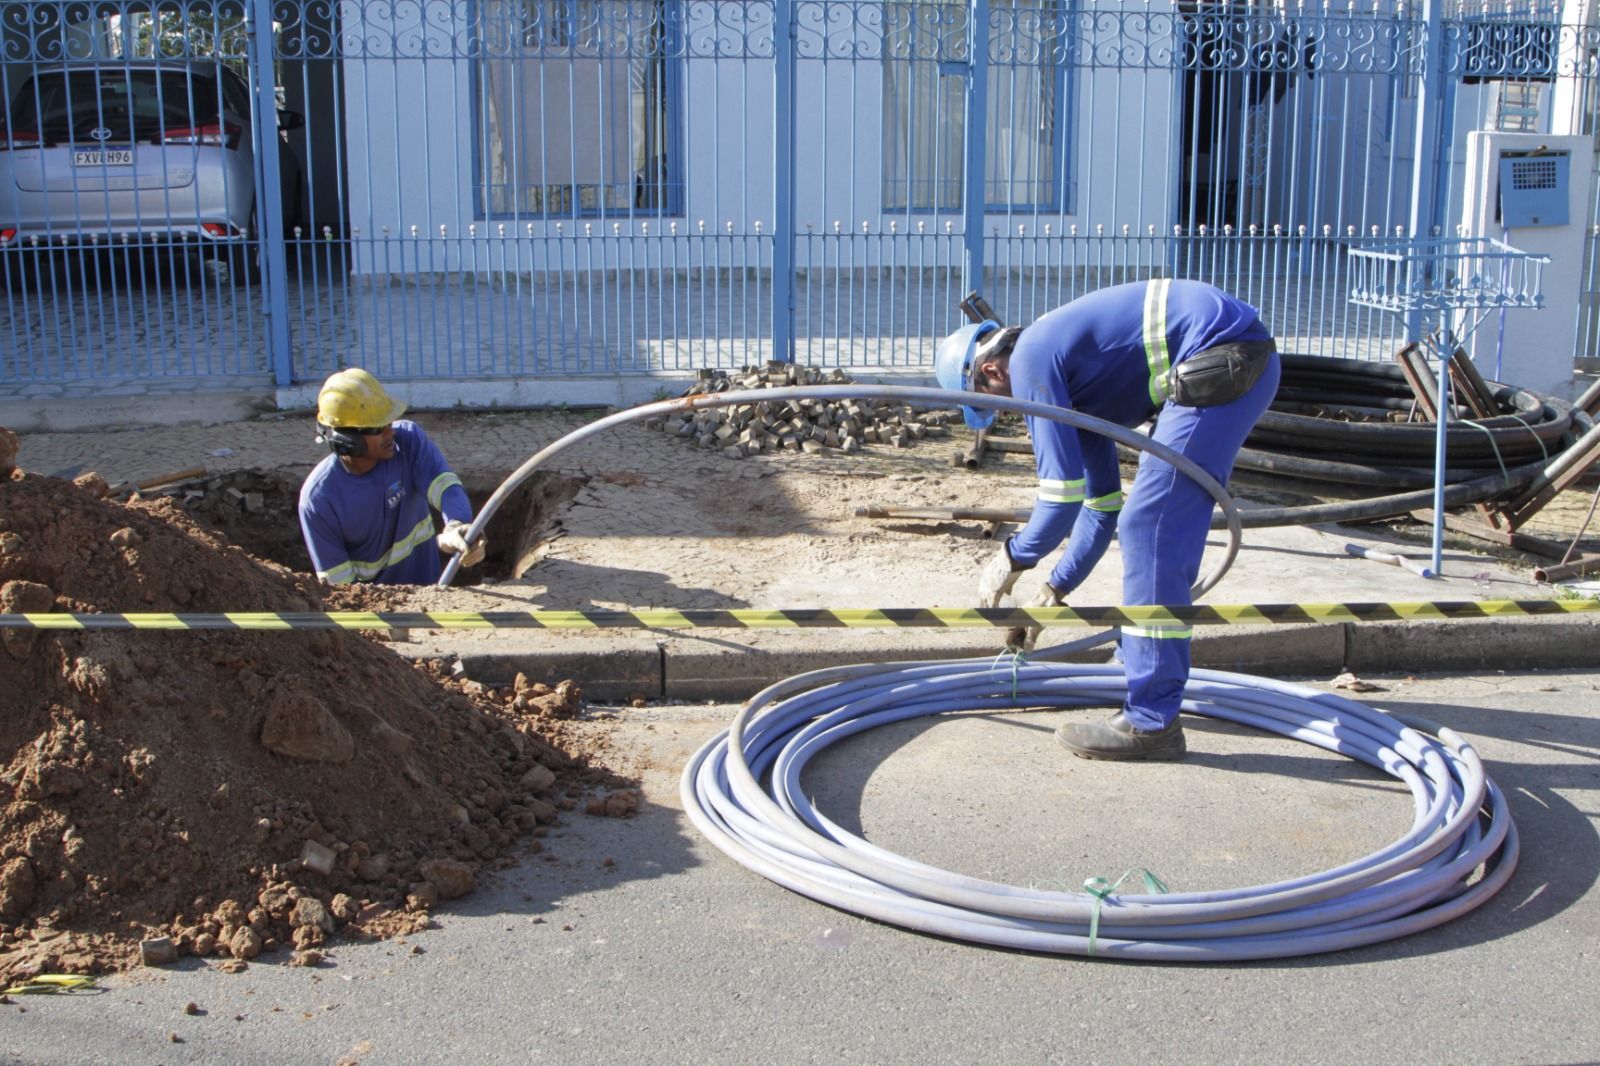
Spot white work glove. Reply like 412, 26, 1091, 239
1006, 583, 1065, 653
438, 519, 486, 568
976, 541, 1027, 609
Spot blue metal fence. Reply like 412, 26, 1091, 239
1, 0, 1594, 390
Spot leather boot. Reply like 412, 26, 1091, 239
1055, 711, 1186, 762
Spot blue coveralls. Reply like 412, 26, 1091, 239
298, 420, 474, 585
1004, 280, 1281, 730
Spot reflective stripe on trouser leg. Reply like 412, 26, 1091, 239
1117, 350, 1281, 731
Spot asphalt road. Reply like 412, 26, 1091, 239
8, 669, 1600, 1066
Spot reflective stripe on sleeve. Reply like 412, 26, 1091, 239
1144, 278, 1173, 406
428, 471, 464, 511
1037, 477, 1087, 504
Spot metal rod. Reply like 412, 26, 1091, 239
1575, 375, 1600, 418
956, 427, 989, 469
1533, 555, 1600, 583
1431, 341, 1451, 575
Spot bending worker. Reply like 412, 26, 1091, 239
936, 279, 1279, 762
298, 368, 486, 585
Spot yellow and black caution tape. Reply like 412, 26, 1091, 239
0, 600, 1596, 631
1, 974, 98, 995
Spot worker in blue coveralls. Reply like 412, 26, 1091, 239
298, 368, 487, 585
935, 279, 1280, 761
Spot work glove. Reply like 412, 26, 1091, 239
976, 540, 1028, 609
1005, 582, 1065, 653
438, 519, 487, 568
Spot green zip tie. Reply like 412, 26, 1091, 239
1083, 868, 1171, 957
986, 648, 1026, 703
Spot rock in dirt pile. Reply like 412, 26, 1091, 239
0, 442, 637, 986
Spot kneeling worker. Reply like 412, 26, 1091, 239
936, 279, 1279, 762
298, 368, 487, 585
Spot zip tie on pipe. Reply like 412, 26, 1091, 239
1085, 869, 1171, 956
679, 652, 1518, 961
2, 599, 1595, 631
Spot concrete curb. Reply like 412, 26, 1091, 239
412, 614, 1600, 702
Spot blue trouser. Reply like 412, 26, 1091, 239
1116, 351, 1281, 730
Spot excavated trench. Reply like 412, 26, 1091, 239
173, 467, 583, 585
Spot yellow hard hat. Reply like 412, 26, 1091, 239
316, 368, 407, 429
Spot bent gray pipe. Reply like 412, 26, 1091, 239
440, 383, 1243, 596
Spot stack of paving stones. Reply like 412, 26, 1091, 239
650, 363, 955, 460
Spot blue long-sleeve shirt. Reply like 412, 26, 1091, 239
298, 420, 473, 585
1005, 280, 1269, 591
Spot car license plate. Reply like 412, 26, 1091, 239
74, 148, 133, 166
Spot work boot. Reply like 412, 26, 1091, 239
1055, 711, 1186, 762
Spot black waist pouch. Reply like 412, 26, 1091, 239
1166, 339, 1277, 408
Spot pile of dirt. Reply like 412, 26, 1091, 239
0, 451, 636, 986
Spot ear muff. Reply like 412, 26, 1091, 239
318, 423, 367, 458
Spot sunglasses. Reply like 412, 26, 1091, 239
352, 424, 392, 436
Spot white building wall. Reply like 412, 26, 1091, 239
337, 0, 1535, 275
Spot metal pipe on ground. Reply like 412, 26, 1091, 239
1533, 554, 1600, 583
955, 428, 988, 469
1504, 417, 1600, 527
1576, 376, 1600, 418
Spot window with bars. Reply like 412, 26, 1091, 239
476, 0, 680, 219
881, 0, 1071, 213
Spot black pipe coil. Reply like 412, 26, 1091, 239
1235, 355, 1576, 489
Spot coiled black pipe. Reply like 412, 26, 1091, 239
1235, 355, 1576, 490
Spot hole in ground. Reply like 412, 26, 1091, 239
461, 471, 584, 581
176, 468, 583, 584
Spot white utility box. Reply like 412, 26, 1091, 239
1459, 130, 1592, 399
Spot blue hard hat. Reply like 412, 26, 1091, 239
934, 320, 1002, 431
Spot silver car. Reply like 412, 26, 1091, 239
0, 60, 302, 286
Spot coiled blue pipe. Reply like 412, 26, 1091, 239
680, 640, 1518, 961
457, 383, 1516, 957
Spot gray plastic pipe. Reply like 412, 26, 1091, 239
440, 384, 1242, 592
680, 654, 1517, 960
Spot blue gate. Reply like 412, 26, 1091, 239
1, 0, 1593, 391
